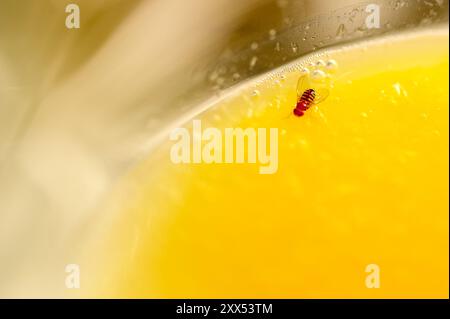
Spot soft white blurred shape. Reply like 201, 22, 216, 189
0, 0, 261, 297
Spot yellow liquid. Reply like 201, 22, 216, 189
84, 28, 449, 298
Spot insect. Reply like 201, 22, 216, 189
293, 72, 330, 117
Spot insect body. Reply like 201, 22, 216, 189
293, 73, 330, 117
294, 88, 316, 116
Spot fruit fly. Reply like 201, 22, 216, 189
293, 72, 330, 117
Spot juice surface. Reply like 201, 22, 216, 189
85, 28, 449, 298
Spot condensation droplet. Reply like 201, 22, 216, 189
217, 66, 227, 75
274, 42, 281, 51
283, 17, 292, 25
250, 42, 259, 50
209, 71, 218, 82
291, 42, 298, 53
394, 0, 404, 10
269, 29, 277, 40
249, 56, 258, 70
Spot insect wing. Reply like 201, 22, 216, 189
312, 87, 330, 104
296, 73, 311, 98
309, 73, 331, 105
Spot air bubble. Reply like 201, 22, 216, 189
311, 70, 326, 81
300, 67, 310, 75
251, 89, 260, 98
315, 60, 326, 68
274, 79, 282, 87
325, 59, 338, 72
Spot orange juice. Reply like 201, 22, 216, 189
84, 27, 449, 298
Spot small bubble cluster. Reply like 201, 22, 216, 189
301, 58, 339, 76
